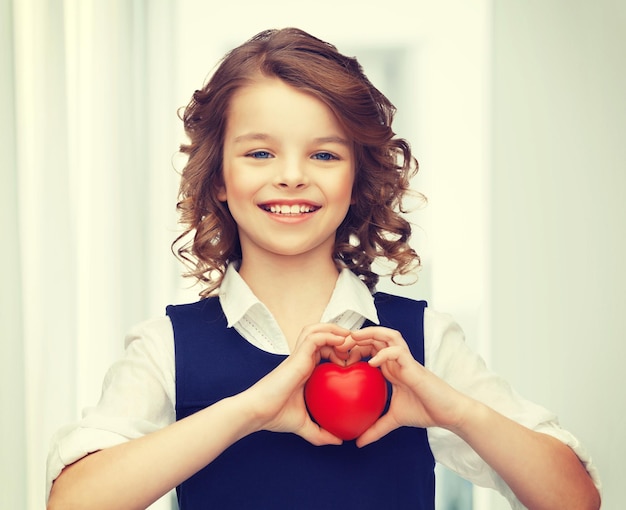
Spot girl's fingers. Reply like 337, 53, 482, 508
349, 326, 405, 346
356, 414, 399, 448
322, 345, 350, 366
298, 421, 343, 446
344, 347, 363, 366
367, 345, 404, 368
294, 324, 352, 353
342, 328, 401, 363
291, 324, 412, 370
295, 336, 349, 364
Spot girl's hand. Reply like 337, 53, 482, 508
347, 326, 476, 447
242, 323, 353, 446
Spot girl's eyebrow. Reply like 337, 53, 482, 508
232, 132, 275, 144
313, 136, 351, 147
232, 133, 350, 146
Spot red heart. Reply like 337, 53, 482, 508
304, 361, 388, 440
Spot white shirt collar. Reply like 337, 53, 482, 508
320, 267, 379, 324
218, 263, 379, 329
218, 263, 264, 327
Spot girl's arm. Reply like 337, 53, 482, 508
48, 394, 261, 510
348, 326, 601, 510
48, 323, 351, 510
450, 399, 600, 510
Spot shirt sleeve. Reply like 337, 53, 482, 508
423, 309, 601, 508
45, 316, 176, 499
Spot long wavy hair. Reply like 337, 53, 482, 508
174, 28, 422, 297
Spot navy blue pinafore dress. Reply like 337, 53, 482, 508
167, 292, 435, 509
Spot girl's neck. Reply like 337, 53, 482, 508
239, 253, 339, 301
238, 254, 340, 349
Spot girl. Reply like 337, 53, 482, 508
47, 28, 600, 509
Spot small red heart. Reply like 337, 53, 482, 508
304, 361, 388, 440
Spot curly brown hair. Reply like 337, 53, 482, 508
174, 28, 422, 297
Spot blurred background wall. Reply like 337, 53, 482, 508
487, 1, 626, 508
1, 1, 623, 508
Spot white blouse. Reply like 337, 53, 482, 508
46, 265, 601, 508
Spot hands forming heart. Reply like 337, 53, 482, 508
301, 325, 468, 445
257, 323, 465, 447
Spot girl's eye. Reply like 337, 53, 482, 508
312, 152, 338, 161
247, 150, 273, 159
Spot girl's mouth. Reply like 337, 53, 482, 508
260, 203, 320, 215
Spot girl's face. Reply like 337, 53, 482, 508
220, 76, 355, 264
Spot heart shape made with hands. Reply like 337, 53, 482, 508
304, 361, 388, 440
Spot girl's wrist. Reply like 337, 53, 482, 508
205, 392, 264, 440
444, 396, 488, 438
230, 380, 284, 436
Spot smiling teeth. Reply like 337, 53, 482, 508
268, 204, 315, 214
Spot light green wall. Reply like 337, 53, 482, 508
490, 1, 626, 507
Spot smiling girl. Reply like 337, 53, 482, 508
217, 76, 356, 348
47, 28, 600, 510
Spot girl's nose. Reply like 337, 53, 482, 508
274, 159, 309, 189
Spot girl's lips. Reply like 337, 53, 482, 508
258, 202, 321, 215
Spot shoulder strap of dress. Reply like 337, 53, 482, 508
373, 292, 428, 364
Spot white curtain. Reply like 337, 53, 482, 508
2, 1, 183, 508
1, 0, 27, 507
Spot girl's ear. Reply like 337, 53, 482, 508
217, 185, 227, 202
